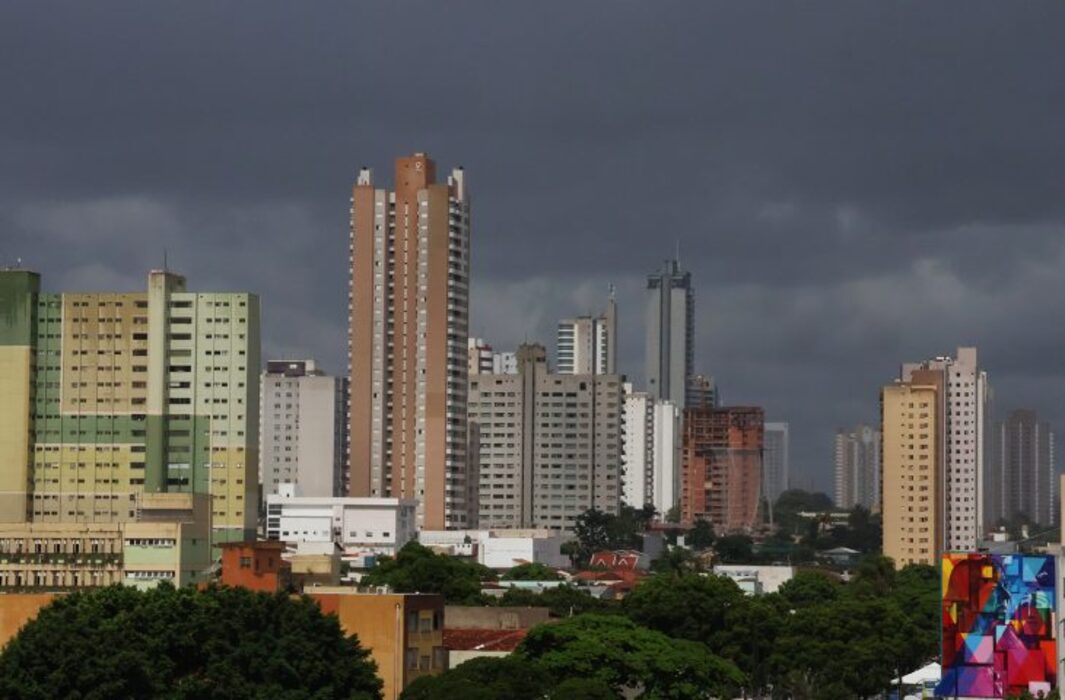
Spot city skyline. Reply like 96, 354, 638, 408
4, 3, 1065, 493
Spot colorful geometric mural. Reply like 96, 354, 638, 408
936, 553, 1056, 698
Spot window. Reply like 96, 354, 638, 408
239, 556, 252, 569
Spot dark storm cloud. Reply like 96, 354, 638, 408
3, 1, 1065, 490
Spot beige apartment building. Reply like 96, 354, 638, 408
881, 381, 941, 566
347, 154, 473, 530
467, 344, 622, 530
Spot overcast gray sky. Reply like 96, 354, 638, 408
3, 2, 1064, 493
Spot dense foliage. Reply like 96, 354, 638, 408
402, 615, 742, 700
360, 541, 495, 603
571, 506, 657, 565
501, 562, 562, 581
0, 584, 382, 700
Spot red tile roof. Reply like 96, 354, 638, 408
443, 628, 528, 652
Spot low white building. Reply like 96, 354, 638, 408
712, 564, 795, 594
264, 484, 417, 556
419, 529, 569, 570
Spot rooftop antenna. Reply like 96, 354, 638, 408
163, 248, 169, 272
675, 239, 681, 267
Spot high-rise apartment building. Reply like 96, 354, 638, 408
347, 154, 472, 530
834, 425, 881, 511
0, 268, 259, 546
989, 409, 1056, 527
622, 386, 654, 509
881, 347, 988, 565
646, 259, 693, 408
467, 344, 622, 530
680, 406, 764, 532
260, 360, 346, 501
763, 422, 789, 504
557, 293, 616, 375
900, 347, 989, 550
881, 381, 941, 566
621, 384, 680, 516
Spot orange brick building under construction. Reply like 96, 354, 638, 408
681, 406, 764, 533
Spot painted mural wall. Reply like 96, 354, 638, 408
937, 553, 1056, 698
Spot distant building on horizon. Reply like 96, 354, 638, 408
347, 153, 473, 530
646, 259, 693, 409
260, 360, 346, 501
763, 422, 789, 504
834, 425, 880, 511
681, 406, 764, 533
989, 409, 1056, 527
468, 343, 622, 530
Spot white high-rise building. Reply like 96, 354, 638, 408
763, 422, 790, 503
900, 347, 990, 551
557, 293, 616, 375
260, 360, 347, 502
621, 384, 680, 517
651, 400, 681, 516
623, 386, 654, 508
834, 425, 881, 510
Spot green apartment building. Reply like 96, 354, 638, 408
0, 268, 259, 547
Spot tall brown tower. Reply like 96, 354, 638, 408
348, 154, 472, 530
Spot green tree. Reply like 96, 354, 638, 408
650, 546, 705, 575
520, 614, 745, 699
502, 562, 563, 581
361, 541, 495, 603
713, 534, 755, 563
0, 584, 382, 700
548, 677, 620, 699
773, 489, 835, 535
400, 656, 553, 700
623, 573, 745, 658
687, 518, 715, 550
497, 584, 616, 617
777, 570, 840, 609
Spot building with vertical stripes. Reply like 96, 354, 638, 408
347, 154, 473, 530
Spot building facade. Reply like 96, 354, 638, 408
989, 409, 1056, 527
347, 154, 472, 530
763, 422, 789, 504
881, 378, 941, 567
0, 492, 211, 591
467, 343, 623, 530
834, 425, 881, 511
899, 347, 989, 551
621, 385, 680, 517
260, 360, 346, 501
264, 485, 417, 555
467, 338, 495, 376
0, 268, 258, 547
556, 292, 616, 375
680, 406, 764, 532
622, 386, 654, 508
646, 259, 694, 409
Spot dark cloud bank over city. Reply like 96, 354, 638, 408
3, 2, 1064, 492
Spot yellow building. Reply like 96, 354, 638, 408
0, 268, 258, 548
881, 379, 942, 566
0, 493, 210, 591
310, 590, 446, 700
